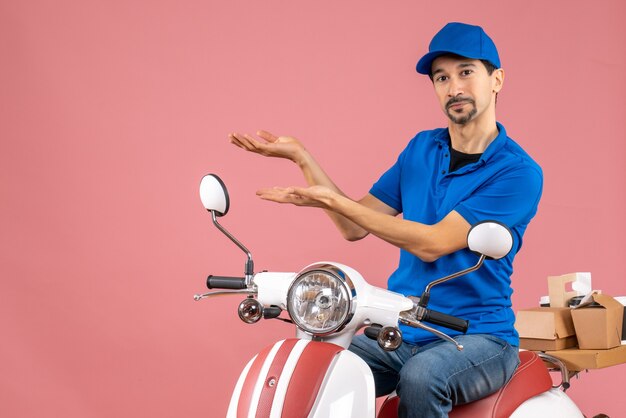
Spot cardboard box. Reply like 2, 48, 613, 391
571, 293, 624, 349
515, 307, 577, 351
519, 336, 577, 351
545, 345, 626, 371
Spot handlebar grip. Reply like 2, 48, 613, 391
422, 309, 469, 333
206, 275, 247, 290
364, 324, 383, 340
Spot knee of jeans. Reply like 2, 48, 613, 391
397, 362, 446, 397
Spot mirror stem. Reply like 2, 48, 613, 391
421, 254, 486, 302
211, 210, 255, 285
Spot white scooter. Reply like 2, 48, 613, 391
194, 173, 585, 418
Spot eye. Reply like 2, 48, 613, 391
435, 75, 448, 83
461, 69, 473, 76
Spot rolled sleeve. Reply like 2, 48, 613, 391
455, 164, 543, 228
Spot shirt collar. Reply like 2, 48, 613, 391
434, 121, 507, 164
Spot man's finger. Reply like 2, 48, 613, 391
257, 186, 291, 195
229, 133, 247, 149
231, 133, 259, 151
243, 134, 265, 150
257, 188, 290, 203
257, 130, 279, 143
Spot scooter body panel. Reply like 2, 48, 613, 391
227, 339, 375, 418
510, 388, 584, 418
309, 349, 376, 417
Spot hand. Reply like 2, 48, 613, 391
229, 130, 306, 163
256, 185, 336, 209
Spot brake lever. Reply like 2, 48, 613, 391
399, 311, 464, 351
193, 289, 256, 301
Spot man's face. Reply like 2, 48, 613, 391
430, 56, 503, 125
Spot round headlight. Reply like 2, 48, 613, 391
287, 265, 355, 336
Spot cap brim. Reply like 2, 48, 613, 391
416, 51, 449, 74
416, 49, 487, 75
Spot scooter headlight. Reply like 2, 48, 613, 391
287, 264, 356, 336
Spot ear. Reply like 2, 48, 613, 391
492, 68, 505, 93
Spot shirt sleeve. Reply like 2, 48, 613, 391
454, 163, 544, 228
369, 146, 408, 213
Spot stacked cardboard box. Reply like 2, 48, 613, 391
515, 307, 577, 351
570, 293, 623, 349
515, 273, 626, 371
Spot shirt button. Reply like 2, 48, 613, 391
444, 153, 449, 158
438, 144, 442, 149
441, 170, 446, 174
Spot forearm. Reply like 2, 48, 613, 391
294, 150, 369, 240
329, 194, 469, 262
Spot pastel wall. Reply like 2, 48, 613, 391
1, 0, 625, 417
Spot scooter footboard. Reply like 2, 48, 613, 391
227, 338, 376, 418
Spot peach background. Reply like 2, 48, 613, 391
1, 0, 625, 417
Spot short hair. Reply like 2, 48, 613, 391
480, 59, 497, 75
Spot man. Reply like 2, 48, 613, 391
229, 22, 542, 418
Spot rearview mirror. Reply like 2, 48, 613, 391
467, 221, 513, 260
199, 174, 230, 216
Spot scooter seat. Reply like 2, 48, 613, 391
377, 350, 553, 418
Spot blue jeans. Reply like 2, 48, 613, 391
348, 333, 519, 418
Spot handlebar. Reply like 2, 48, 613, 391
206, 275, 247, 290
421, 308, 469, 334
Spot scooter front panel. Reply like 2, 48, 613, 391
228, 339, 305, 418
280, 340, 344, 417
256, 339, 302, 417
234, 339, 286, 418
227, 354, 256, 418
227, 339, 346, 418
309, 349, 376, 418
267, 339, 310, 417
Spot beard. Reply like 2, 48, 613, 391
446, 97, 477, 125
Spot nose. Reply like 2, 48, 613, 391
447, 77, 464, 97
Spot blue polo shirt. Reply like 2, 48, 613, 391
370, 122, 542, 346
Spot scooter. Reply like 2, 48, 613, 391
194, 173, 585, 418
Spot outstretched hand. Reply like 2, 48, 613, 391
229, 130, 305, 163
256, 185, 337, 209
